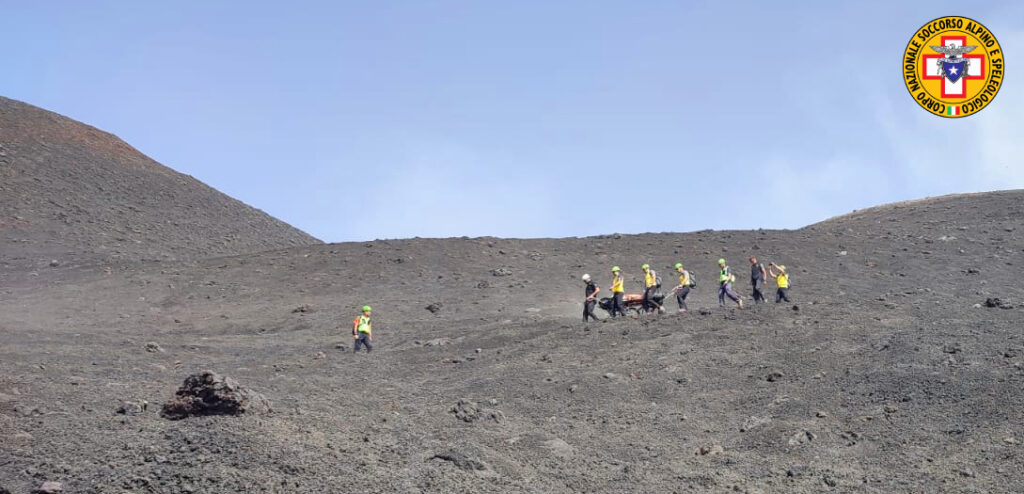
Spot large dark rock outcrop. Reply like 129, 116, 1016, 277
161, 371, 271, 420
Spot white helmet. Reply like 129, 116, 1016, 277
581, 273, 591, 282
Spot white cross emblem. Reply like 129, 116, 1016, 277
922, 36, 984, 98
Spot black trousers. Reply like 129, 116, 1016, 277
776, 288, 791, 303
610, 292, 627, 317
583, 299, 600, 322
354, 333, 373, 353
643, 286, 660, 312
752, 279, 766, 303
676, 286, 691, 310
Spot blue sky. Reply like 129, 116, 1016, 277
3, 1, 1022, 241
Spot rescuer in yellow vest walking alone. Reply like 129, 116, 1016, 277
352, 305, 374, 353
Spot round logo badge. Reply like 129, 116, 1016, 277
903, 16, 1004, 118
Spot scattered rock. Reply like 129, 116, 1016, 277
791, 305, 799, 311
1004, 437, 1018, 445
942, 344, 962, 354
883, 404, 899, 414
568, 384, 579, 393
788, 430, 817, 446
698, 308, 713, 316
740, 415, 771, 432
985, 298, 1014, 309
425, 303, 443, 314
49, 259, 61, 267
966, 268, 980, 275
603, 372, 619, 380
822, 475, 838, 488
32, 481, 62, 494
542, 438, 574, 456
765, 372, 784, 382
424, 338, 449, 347
815, 411, 829, 418
695, 444, 724, 456
116, 400, 148, 415
450, 399, 504, 424
786, 465, 808, 477
491, 267, 513, 277
9, 431, 33, 441
524, 307, 541, 313
291, 304, 314, 313
14, 405, 44, 417
334, 343, 348, 351
838, 251, 847, 256
431, 450, 488, 471
161, 371, 271, 420
144, 342, 164, 353
314, 351, 326, 360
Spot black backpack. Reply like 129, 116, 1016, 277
688, 271, 697, 288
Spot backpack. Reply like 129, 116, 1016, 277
652, 270, 662, 288
687, 271, 697, 288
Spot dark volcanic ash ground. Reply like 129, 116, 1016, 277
3, 191, 1024, 493
2, 98, 1024, 494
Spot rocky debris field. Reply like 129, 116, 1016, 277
1, 190, 1023, 493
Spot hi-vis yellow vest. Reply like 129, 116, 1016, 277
777, 272, 790, 288
355, 315, 372, 333
644, 271, 656, 288
719, 267, 733, 283
611, 274, 624, 293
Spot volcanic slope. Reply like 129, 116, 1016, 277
1, 190, 1023, 494
0, 96, 320, 272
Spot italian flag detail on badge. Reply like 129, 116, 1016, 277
946, 106, 960, 116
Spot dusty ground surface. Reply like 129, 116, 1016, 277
2, 100, 1024, 493
0, 96, 320, 272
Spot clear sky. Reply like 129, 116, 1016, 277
2, 1, 1022, 241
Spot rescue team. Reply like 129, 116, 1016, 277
581, 256, 792, 322
352, 256, 793, 352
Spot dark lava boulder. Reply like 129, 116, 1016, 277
161, 371, 271, 420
